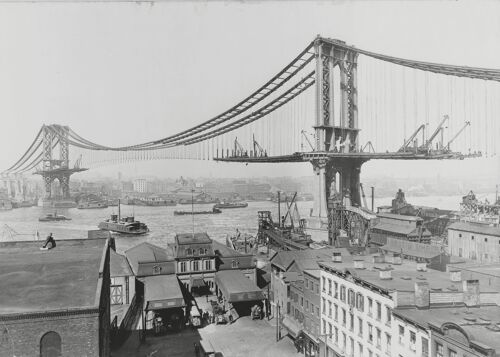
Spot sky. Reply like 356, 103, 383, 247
0, 0, 499, 181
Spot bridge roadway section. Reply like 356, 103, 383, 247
213, 150, 468, 163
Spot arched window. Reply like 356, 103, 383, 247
40, 331, 61, 357
340, 285, 346, 302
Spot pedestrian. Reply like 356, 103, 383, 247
40, 233, 56, 250
194, 342, 200, 357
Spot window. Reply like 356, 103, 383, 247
348, 289, 355, 307
358, 343, 364, 355
386, 333, 391, 353
231, 260, 238, 268
342, 332, 346, 350
153, 265, 162, 275
448, 349, 457, 357
300, 297, 303, 307
328, 279, 332, 295
186, 248, 193, 256
322, 319, 326, 334
340, 285, 346, 302
110, 285, 123, 305
180, 261, 187, 272
376, 302, 382, 320
322, 298, 326, 314
436, 342, 443, 357
471, 235, 475, 240
349, 312, 354, 331
334, 304, 338, 321
328, 301, 332, 318
342, 308, 346, 326
199, 248, 205, 255
316, 306, 320, 317
485, 238, 488, 242
322, 277, 326, 292
311, 303, 315, 315
409, 331, 416, 351
305, 279, 309, 289
356, 293, 364, 311
386, 306, 391, 324
328, 323, 332, 340
193, 260, 199, 271
376, 328, 381, 348
204, 260, 212, 271
358, 317, 363, 337
421, 337, 429, 357
306, 300, 309, 311
368, 297, 373, 315
349, 337, 354, 356
334, 282, 338, 298
368, 323, 373, 343
334, 326, 338, 344
40, 331, 61, 357
315, 282, 319, 294
398, 325, 404, 345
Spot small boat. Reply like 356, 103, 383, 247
77, 200, 108, 209
39, 212, 71, 222
97, 200, 149, 235
214, 202, 248, 209
174, 207, 222, 216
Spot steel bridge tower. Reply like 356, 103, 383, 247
34, 125, 86, 203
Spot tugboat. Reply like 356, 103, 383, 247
98, 201, 149, 235
214, 201, 248, 209
39, 212, 71, 222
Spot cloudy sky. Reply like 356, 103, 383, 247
1, 0, 499, 180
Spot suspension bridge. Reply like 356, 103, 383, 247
2, 35, 500, 243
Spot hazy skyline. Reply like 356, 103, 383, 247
1, 1, 499, 180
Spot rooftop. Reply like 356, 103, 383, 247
0, 238, 108, 315
110, 249, 133, 277
448, 221, 500, 237
175, 232, 212, 245
270, 248, 349, 271
377, 212, 423, 222
212, 240, 253, 258
394, 305, 500, 352
125, 242, 174, 275
371, 222, 430, 236
318, 255, 499, 294
380, 238, 444, 259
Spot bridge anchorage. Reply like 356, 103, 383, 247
33, 125, 87, 206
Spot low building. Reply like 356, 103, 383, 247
447, 221, 500, 262
110, 249, 135, 306
0, 238, 112, 357
370, 212, 432, 246
380, 237, 449, 270
318, 250, 500, 357
125, 242, 176, 277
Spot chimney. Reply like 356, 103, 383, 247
414, 281, 430, 309
450, 269, 462, 282
379, 268, 392, 280
416, 262, 427, 272
354, 259, 365, 269
463, 280, 480, 307
332, 251, 342, 263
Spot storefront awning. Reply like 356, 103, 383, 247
281, 316, 303, 338
145, 275, 186, 311
215, 270, 264, 303
191, 277, 206, 288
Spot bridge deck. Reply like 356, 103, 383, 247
213, 151, 469, 163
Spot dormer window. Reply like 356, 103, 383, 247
186, 248, 193, 256
231, 260, 238, 268
199, 248, 204, 255
153, 265, 161, 275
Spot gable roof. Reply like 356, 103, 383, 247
110, 249, 133, 277
125, 242, 174, 275
448, 222, 500, 237
270, 248, 348, 272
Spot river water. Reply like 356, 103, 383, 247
0, 193, 493, 254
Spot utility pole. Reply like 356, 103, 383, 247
277, 191, 281, 228
371, 186, 375, 212
191, 189, 195, 238
276, 304, 280, 342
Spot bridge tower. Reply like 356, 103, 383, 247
309, 37, 366, 240
35, 125, 86, 204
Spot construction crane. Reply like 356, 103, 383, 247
446, 121, 471, 150
234, 137, 247, 157
301, 130, 315, 151
252, 134, 266, 157
399, 124, 425, 152
421, 115, 449, 151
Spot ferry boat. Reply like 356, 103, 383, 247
174, 206, 222, 216
77, 200, 108, 209
214, 201, 248, 209
97, 201, 149, 235
133, 196, 177, 207
39, 212, 71, 222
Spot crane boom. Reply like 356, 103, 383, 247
253, 134, 266, 156
359, 183, 368, 209
446, 121, 470, 149
424, 115, 449, 149
399, 124, 425, 152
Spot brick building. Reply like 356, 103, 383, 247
0, 238, 111, 357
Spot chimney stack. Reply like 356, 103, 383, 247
416, 262, 427, 272
463, 280, 480, 307
354, 259, 365, 269
450, 269, 462, 282
379, 268, 392, 280
414, 281, 430, 309
332, 251, 342, 263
